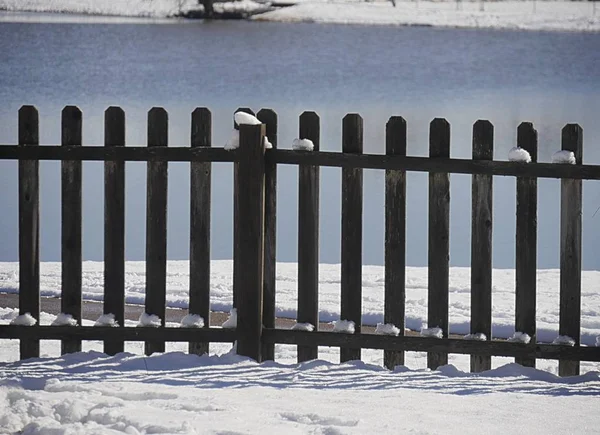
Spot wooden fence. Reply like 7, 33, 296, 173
1, 105, 599, 377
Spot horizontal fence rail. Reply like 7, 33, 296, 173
1, 105, 599, 377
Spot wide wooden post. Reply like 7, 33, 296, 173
340, 114, 363, 363
297, 111, 320, 363
258, 108, 277, 361
145, 107, 168, 356
18, 105, 40, 360
470, 120, 493, 372
61, 106, 83, 354
236, 124, 266, 362
384, 116, 407, 370
515, 122, 537, 368
104, 106, 126, 355
427, 118, 450, 370
189, 108, 212, 356
558, 124, 583, 377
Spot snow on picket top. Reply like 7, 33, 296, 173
94, 313, 118, 327
181, 314, 204, 328
508, 332, 532, 344
464, 333, 487, 341
292, 138, 315, 151
225, 111, 272, 150
332, 319, 355, 334
51, 313, 77, 326
421, 326, 443, 338
292, 322, 315, 331
10, 313, 37, 326
553, 335, 576, 346
138, 313, 161, 327
375, 323, 400, 336
508, 146, 532, 163
551, 150, 576, 164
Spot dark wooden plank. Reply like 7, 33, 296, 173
257, 108, 277, 361
558, 124, 583, 377
515, 122, 538, 368
189, 108, 212, 356
384, 116, 407, 370
61, 106, 83, 355
297, 111, 321, 363
145, 107, 169, 356
18, 105, 40, 360
103, 106, 126, 356
427, 118, 450, 370
341, 114, 363, 363
0, 325, 237, 342
236, 124, 266, 362
470, 120, 494, 372
260, 329, 600, 361
233, 107, 254, 311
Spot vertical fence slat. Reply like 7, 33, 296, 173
427, 118, 450, 370
515, 122, 537, 368
61, 106, 83, 354
18, 105, 40, 360
189, 108, 212, 356
341, 114, 363, 363
559, 124, 583, 377
233, 107, 254, 311
257, 108, 277, 361
470, 120, 493, 372
104, 106, 126, 355
384, 116, 407, 370
145, 107, 168, 356
236, 124, 266, 362
297, 111, 321, 363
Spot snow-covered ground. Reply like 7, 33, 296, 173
1, 0, 599, 32
1, 260, 599, 346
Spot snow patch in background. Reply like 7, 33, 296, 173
222, 308, 237, 329
508, 147, 531, 163
421, 327, 443, 338
94, 313, 119, 327
10, 313, 37, 326
464, 333, 487, 341
551, 150, 576, 164
552, 335, 576, 346
332, 320, 355, 334
138, 313, 162, 328
291, 138, 314, 151
292, 322, 314, 331
51, 313, 77, 326
508, 332, 532, 344
181, 314, 204, 328
375, 323, 400, 336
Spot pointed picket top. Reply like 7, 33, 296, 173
386, 116, 407, 156
19, 105, 39, 146
105, 107, 125, 147
473, 120, 493, 160
299, 111, 320, 152
191, 108, 211, 148
561, 124, 583, 165
148, 107, 168, 147
430, 118, 450, 158
234, 107, 255, 130
257, 108, 277, 149
62, 106, 82, 146
517, 122, 537, 163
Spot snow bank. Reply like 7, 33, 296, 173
292, 138, 315, 151
551, 150, 576, 164
181, 314, 204, 328
51, 313, 77, 326
10, 313, 37, 326
222, 308, 237, 328
94, 313, 119, 327
138, 313, 162, 327
292, 322, 315, 331
508, 147, 531, 163
332, 319, 355, 334
375, 323, 400, 336
421, 327, 443, 338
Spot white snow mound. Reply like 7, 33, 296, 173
292, 322, 315, 331
181, 314, 204, 328
234, 111, 261, 126
222, 308, 237, 329
375, 323, 400, 336
508, 332, 531, 344
138, 313, 162, 328
508, 147, 531, 163
224, 129, 272, 151
551, 150, 576, 164
94, 313, 119, 327
332, 319, 355, 334
292, 138, 315, 151
553, 335, 576, 346
464, 333, 487, 341
10, 313, 37, 326
421, 327, 443, 338
51, 313, 78, 326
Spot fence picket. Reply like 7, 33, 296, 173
515, 122, 538, 368
104, 107, 126, 355
384, 116, 407, 370
558, 124, 583, 377
18, 105, 40, 360
427, 118, 450, 370
297, 111, 321, 363
341, 114, 363, 363
145, 107, 169, 356
258, 108, 278, 361
470, 120, 493, 372
189, 108, 212, 356
60, 106, 83, 354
